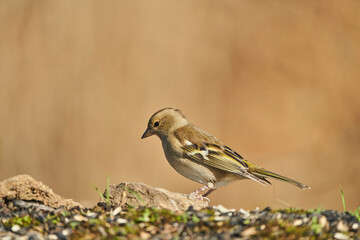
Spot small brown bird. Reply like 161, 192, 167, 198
141, 108, 310, 199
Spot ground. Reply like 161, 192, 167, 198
0, 175, 359, 239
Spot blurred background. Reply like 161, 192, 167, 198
1, 1, 359, 211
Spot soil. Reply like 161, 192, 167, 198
0, 175, 359, 239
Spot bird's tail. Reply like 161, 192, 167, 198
251, 168, 311, 190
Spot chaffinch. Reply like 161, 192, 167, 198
141, 108, 310, 199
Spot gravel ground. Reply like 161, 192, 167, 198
0, 199, 359, 240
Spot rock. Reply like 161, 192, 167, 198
73, 214, 88, 222
242, 227, 257, 237
11, 224, 20, 233
99, 182, 208, 211
337, 221, 349, 232
352, 223, 359, 230
293, 219, 303, 226
0, 175, 82, 210
334, 232, 349, 240
319, 216, 329, 229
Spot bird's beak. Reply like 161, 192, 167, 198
141, 128, 153, 139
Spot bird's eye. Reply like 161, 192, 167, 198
154, 121, 160, 127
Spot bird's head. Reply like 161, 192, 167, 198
141, 108, 188, 139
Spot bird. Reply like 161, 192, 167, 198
141, 108, 310, 199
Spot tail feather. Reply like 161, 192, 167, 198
251, 168, 311, 190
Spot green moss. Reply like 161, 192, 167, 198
4, 215, 39, 228
243, 218, 250, 225
308, 206, 324, 213
69, 221, 80, 229
310, 216, 322, 235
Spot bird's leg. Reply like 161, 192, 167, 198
188, 185, 209, 200
203, 188, 216, 197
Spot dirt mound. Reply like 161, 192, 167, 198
0, 174, 82, 210
0, 175, 207, 211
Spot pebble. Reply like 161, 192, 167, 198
86, 212, 98, 218
11, 224, 20, 233
213, 216, 227, 221
73, 215, 88, 222
337, 221, 349, 232
242, 227, 256, 237
334, 232, 349, 240
351, 223, 358, 230
319, 216, 328, 228
213, 205, 230, 214
111, 207, 122, 216
140, 231, 151, 239
97, 226, 107, 237
293, 219, 302, 226
47, 234, 58, 240
116, 218, 128, 224
239, 208, 250, 218
61, 229, 70, 237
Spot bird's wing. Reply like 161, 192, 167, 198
174, 125, 268, 185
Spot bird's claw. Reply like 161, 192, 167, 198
187, 192, 211, 204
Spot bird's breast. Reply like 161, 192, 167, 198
161, 138, 217, 185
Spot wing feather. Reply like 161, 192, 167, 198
182, 142, 267, 185
174, 124, 267, 185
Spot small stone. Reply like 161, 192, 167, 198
11, 224, 20, 232
140, 231, 151, 239
111, 206, 122, 216
337, 221, 349, 232
116, 218, 128, 224
351, 223, 359, 230
239, 208, 250, 217
214, 216, 227, 221
293, 219, 303, 226
334, 232, 349, 240
73, 214, 88, 222
319, 216, 328, 228
86, 212, 98, 218
48, 234, 58, 240
214, 205, 230, 214
242, 227, 257, 237
62, 229, 70, 237
98, 226, 107, 237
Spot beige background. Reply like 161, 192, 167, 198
1, 1, 359, 211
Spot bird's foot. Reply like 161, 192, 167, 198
187, 191, 203, 200
187, 192, 210, 204
187, 184, 215, 204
